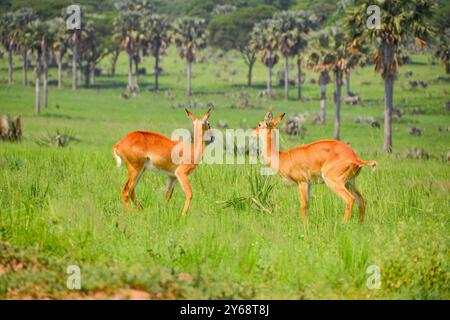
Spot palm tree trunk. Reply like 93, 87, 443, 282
72, 43, 78, 90
154, 48, 160, 93
320, 71, 327, 125
345, 69, 351, 97
297, 57, 302, 100
90, 62, 96, 85
384, 76, 394, 153
43, 52, 49, 109
446, 61, 449, 74
187, 60, 192, 96
35, 53, 41, 115
267, 65, 272, 96
7, 47, 13, 84
57, 55, 63, 89
134, 56, 139, 85
84, 66, 90, 86
23, 50, 28, 86
127, 52, 133, 90
284, 55, 289, 101
111, 50, 119, 76
247, 61, 254, 87
334, 70, 342, 141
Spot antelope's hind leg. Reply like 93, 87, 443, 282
165, 176, 176, 202
122, 161, 145, 210
323, 175, 355, 223
130, 169, 145, 209
347, 178, 366, 223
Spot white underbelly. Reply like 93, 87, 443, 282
145, 159, 174, 177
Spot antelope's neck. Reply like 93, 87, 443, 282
262, 129, 280, 169
191, 126, 206, 164
191, 139, 205, 164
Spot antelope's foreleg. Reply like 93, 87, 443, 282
175, 171, 192, 216
298, 182, 310, 223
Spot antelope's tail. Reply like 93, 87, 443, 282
356, 159, 378, 171
112, 147, 122, 168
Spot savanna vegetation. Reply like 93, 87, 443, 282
0, 0, 449, 299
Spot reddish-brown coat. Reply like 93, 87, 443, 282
254, 112, 377, 223
112, 109, 212, 215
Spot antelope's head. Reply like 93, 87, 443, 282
185, 107, 214, 143
253, 111, 285, 137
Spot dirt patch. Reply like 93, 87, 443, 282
65, 289, 151, 300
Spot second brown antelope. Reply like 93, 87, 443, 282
112, 108, 213, 215
253, 112, 377, 223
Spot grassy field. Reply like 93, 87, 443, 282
0, 47, 449, 299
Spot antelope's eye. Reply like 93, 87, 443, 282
258, 123, 262, 127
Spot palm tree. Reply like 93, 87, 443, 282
68, 29, 82, 91
41, 22, 56, 109
50, 18, 68, 89
294, 11, 317, 101
114, 10, 142, 91
328, 28, 348, 141
172, 17, 207, 97
306, 33, 335, 125
14, 8, 36, 86
273, 11, 310, 101
435, 28, 449, 74
78, 19, 110, 87
142, 14, 171, 93
0, 12, 18, 84
250, 19, 279, 96
346, 0, 433, 153
343, 43, 368, 97
26, 20, 46, 114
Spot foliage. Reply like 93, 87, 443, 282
172, 17, 207, 63
346, 0, 434, 80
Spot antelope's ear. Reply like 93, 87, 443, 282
264, 111, 273, 126
273, 113, 286, 126
201, 107, 212, 123
185, 108, 196, 121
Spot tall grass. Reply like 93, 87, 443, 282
0, 48, 448, 299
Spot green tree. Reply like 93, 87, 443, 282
114, 9, 143, 91
343, 41, 368, 97
25, 19, 47, 114
14, 8, 36, 86
346, 0, 433, 153
116, 0, 154, 85
435, 29, 450, 74
316, 27, 349, 140
306, 34, 334, 125
433, 1, 450, 74
208, 5, 274, 87
294, 10, 318, 100
142, 14, 171, 93
49, 17, 68, 89
0, 12, 18, 84
273, 10, 310, 100
41, 22, 56, 109
173, 17, 207, 97
78, 19, 110, 86
251, 19, 279, 96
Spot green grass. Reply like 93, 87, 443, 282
0, 48, 449, 299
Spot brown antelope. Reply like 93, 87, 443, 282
112, 108, 212, 215
253, 112, 377, 223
